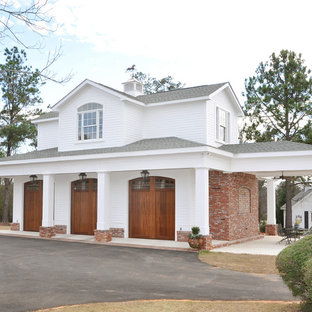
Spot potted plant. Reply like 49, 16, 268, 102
188, 226, 204, 250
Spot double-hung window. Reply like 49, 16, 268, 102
77, 103, 103, 141
216, 107, 230, 143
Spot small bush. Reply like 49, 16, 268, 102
276, 235, 312, 305
189, 226, 202, 239
259, 220, 266, 233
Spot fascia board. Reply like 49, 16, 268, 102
209, 83, 244, 117
52, 79, 143, 110
121, 98, 146, 106
144, 96, 211, 106
233, 150, 312, 158
0, 146, 230, 166
32, 117, 59, 124
292, 191, 312, 210
0, 146, 234, 166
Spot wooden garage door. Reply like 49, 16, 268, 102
71, 179, 97, 235
129, 177, 175, 240
24, 180, 43, 232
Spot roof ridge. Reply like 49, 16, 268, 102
137, 82, 228, 97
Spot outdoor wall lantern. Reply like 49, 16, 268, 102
79, 172, 87, 181
140, 170, 150, 182
29, 175, 38, 184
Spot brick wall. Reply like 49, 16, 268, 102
54, 225, 67, 234
110, 227, 124, 238
209, 170, 259, 241
177, 231, 191, 242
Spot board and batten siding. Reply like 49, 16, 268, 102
57, 85, 126, 152
37, 120, 58, 150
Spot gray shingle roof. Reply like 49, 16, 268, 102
0, 137, 206, 162
35, 82, 228, 121
219, 141, 312, 153
33, 111, 59, 121
136, 83, 227, 104
281, 188, 312, 210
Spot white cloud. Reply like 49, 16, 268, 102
41, 0, 312, 105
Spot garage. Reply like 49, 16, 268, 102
71, 178, 97, 235
24, 180, 43, 231
129, 176, 175, 240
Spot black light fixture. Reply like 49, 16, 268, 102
29, 175, 38, 183
140, 170, 150, 181
79, 172, 87, 181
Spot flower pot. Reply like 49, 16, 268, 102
188, 237, 204, 250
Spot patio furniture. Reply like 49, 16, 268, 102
279, 227, 304, 245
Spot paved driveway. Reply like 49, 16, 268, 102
0, 236, 293, 312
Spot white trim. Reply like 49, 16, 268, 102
77, 106, 103, 141
145, 96, 212, 107
209, 83, 244, 117
52, 79, 144, 110
0, 146, 219, 166
232, 150, 312, 158
216, 106, 230, 144
282, 191, 312, 211
32, 117, 59, 124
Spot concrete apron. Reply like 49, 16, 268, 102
0, 230, 287, 255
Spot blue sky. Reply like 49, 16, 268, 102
2, 0, 312, 110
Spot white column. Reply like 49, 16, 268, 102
267, 179, 276, 225
97, 172, 110, 230
13, 177, 25, 230
42, 174, 54, 227
195, 168, 210, 235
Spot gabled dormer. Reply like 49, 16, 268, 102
32, 79, 244, 152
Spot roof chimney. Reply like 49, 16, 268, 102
122, 77, 143, 97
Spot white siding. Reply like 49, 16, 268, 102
208, 88, 240, 146
124, 102, 143, 144
37, 120, 58, 150
292, 193, 312, 229
39, 83, 242, 151
57, 85, 126, 152
50, 170, 195, 239
143, 101, 207, 144
12, 176, 28, 230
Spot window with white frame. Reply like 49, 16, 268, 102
216, 107, 230, 143
77, 103, 103, 141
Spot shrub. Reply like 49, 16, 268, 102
189, 226, 202, 239
259, 220, 266, 233
276, 235, 312, 305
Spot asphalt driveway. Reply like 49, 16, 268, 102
0, 236, 293, 312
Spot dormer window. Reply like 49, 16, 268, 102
216, 107, 230, 143
77, 103, 103, 141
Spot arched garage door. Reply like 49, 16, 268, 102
129, 176, 175, 240
24, 180, 43, 231
71, 179, 97, 235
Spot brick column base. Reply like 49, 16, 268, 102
94, 230, 112, 242
177, 231, 191, 242
265, 224, 278, 236
10, 223, 20, 231
54, 225, 67, 234
109, 228, 124, 238
201, 235, 213, 250
39, 226, 56, 238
